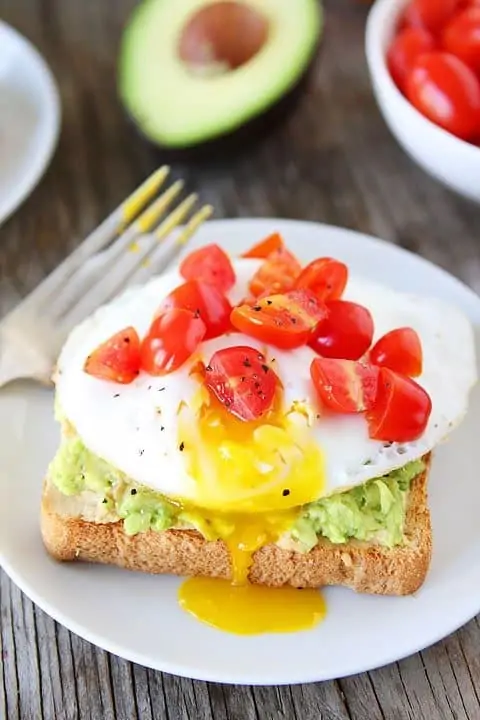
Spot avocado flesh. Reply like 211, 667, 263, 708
118, 0, 323, 148
49, 432, 423, 549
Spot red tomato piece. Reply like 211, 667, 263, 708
249, 247, 302, 297
158, 280, 232, 340
442, 8, 480, 75
309, 301, 374, 361
141, 309, 206, 376
241, 232, 285, 259
367, 368, 432, 442
84, 327, 141, 384
387, 27, 435, 93
231, 289, 328, 350
204, 346, 279, 421
402, 0, 458, 34
369, 327, 423, 377
179, 244, 236, 293
294, 257, 348, 302
310, 358, 379, 414
406, 51, 480, 140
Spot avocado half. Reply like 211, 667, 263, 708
118, 0, 323, 150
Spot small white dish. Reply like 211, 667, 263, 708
366, 0, 480, 204
0, 20, 61, 225
1, 218, 480, 686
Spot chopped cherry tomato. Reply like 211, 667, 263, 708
310, 358, 379, 414
241, 232, 284, 259
406, 52, 480, 140
204, 346, 279, 421
294, 257, 348, 302
369, 327, 423, 377
367, 368, 432, 442
140, 309, 206, 376
442, 8, 480, 75
387, 27, 435, 93
402, 0, 458, 35
309, 301, 374, 361
179, 243, 236, 293
84, 327, 141, 384
249, 248, 302, 297
231, 289, 328, 350
158, 280, 232, 340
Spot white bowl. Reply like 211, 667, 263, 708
365, 0, 480, 203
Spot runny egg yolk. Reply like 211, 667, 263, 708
176, 389, 327, 635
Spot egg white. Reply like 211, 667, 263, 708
55, 258, 477, 502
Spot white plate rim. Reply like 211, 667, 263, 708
0, 20, 61, 225
1, 217, 480, 686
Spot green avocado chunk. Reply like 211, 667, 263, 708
291, 459, 425, 551
48, 434, 424, 547
118, 0, 323, 148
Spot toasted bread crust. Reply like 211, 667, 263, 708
40, 457, 432, 596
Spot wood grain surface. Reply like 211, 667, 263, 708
1, 0, 480, 718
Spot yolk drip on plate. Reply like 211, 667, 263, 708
176, 390, 327, 635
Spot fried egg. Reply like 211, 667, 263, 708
56, 258, 477, 519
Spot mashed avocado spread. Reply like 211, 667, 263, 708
49, 435, 424, 550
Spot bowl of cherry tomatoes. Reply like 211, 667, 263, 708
366, 0, 480, 203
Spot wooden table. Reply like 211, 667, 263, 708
1, 0, 480, 717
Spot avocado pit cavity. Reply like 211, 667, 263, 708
178, 1, 269, 76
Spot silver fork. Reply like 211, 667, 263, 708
0, 166, 213, 388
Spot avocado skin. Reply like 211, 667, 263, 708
119, 44, 322, 165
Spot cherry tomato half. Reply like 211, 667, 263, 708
158, 280, 232, 340
366, 367, 432, 442
141, 309, 206, 376
310, 358, 379, 414
402, 0, 458, 35
442, 8, 480, 75
369, 327, 423, 377
406, 51, 480, 140
179, 243, 236, 293
204, 346, 279, 421
231, 289, 328, 350
249, 247, 302, 297
309, 300, 374, 361
387, 27, 435, 93
294, 257, 348, 302
84, 327, 141, 384
241, 232, 285, 259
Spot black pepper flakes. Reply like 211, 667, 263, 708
160, 426, 165, 431
206, 365, 213, 372
194, 308, 201, 318
124, 337, 131, 343
158, 387, 166, 392
148, 385, 152, 390
253, 306, 262, 312
131, 488, 137, 495
282, 489, 290, 497
102, 498, 108, 504
261, 364, 269, 373
243, 358, 252, 368
179, 441, 185, 452
139, 449, 144, 456
266, 300, 273, 305
113, 393, 120, 398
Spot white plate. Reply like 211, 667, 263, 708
1, 218, 480, 686
0, 21, 60, 225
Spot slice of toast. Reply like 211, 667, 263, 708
40, 456, 432, 596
